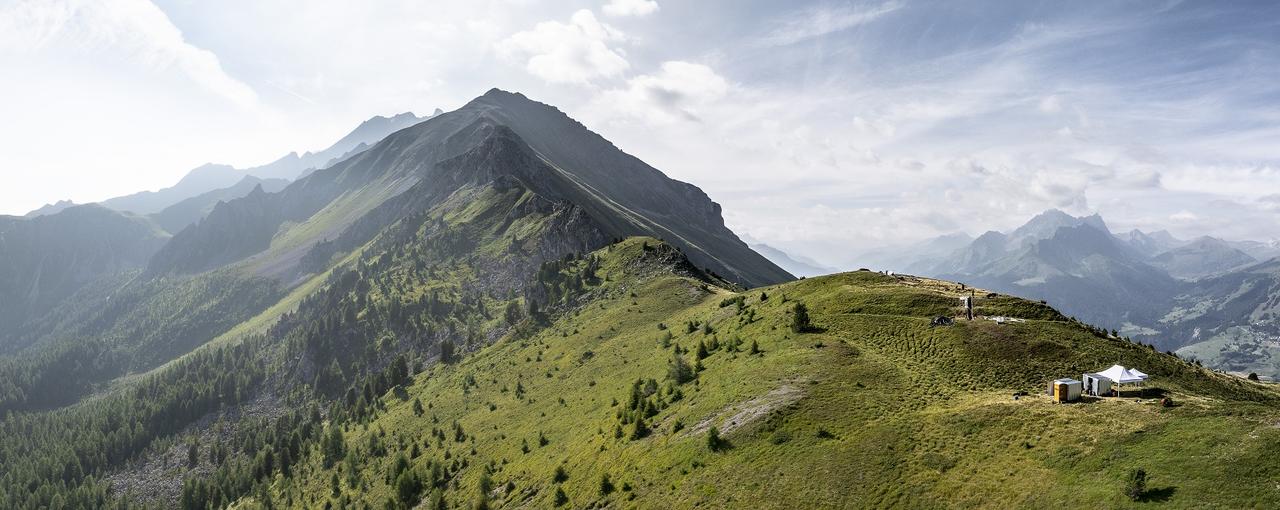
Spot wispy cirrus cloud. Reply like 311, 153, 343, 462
758, 0, 903, 47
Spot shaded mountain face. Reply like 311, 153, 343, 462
0, 205, 169, 347
453, 90, 792, 287
1150, 236, 1257, 279
150, 89, 791, 288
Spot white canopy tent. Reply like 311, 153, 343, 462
1094, 364, 1148, 396
1096, 365, 1147, 384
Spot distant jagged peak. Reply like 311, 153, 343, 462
23, 199, 77, 218
1183, 235, 1231, 248
480, 87, 527, 101
1018, 208, 1109, 234
1124, 228, 1180, 243
1007, 208, 1112, 249
174, 163, 238, 187
356, 111, 422, 128
974, 230, 1007, 243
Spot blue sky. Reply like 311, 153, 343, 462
2, 0, 1278, 265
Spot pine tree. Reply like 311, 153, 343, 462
440, 339, 456, 364
1124, 468, 1147, 501
476, 470, 493, 508
707, 426, 726, 451
323, 426, 345, 468
599, 473, 615, 496
504, 301, 523, 325
667, 354, 694, 384
791, 302, 812, 333
630, 417, 648, 440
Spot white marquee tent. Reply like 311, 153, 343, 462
1093, 364, 1148, 396
1096, 364, 1147, 384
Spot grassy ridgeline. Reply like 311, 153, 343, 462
259, 238, 1280, 509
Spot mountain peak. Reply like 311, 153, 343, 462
358, 112, 420, 128
23, 199, 77, 218
150, 89, 790, 286
1010, 208, 1111, 247
482, 87, 524, 100
1188, 235, 1226, 246
467, 89, 544, 112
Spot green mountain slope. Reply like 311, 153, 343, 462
226, 238, 1278, 510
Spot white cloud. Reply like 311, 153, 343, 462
1170, 210, 1199, 223
497, 9, 629, 85
760, 1, 903, 46
603, 0, 659, 18
1039, 95, 1062, 113
593, 61, 728, 124
853, 115, 896, 139
0, 0, 256, 106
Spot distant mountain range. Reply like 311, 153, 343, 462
1148, 236, 1257, 279
846, 208, 1280, 377
914, 210, 1178, 330
24, 110, 441, 220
